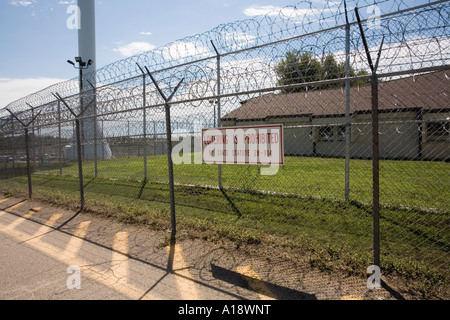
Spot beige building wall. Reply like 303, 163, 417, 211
222, 110, 449, 161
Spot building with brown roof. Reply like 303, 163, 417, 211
221, 71, 450, 161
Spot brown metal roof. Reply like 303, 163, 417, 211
222, 71, 450, 121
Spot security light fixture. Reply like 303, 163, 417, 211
68, 57, 94, 70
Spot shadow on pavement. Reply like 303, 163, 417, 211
210, 263, 317, 300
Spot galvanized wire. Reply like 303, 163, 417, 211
0, 0, 449, 297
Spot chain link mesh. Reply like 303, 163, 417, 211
1, 0, 449, 298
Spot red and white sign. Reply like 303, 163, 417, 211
202, 124, 284, 165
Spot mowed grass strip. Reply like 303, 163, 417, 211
36, 154, 449, 211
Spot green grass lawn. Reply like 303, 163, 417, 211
33, 154, 449, 212
1, 155, 449, 297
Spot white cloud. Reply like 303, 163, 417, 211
162, 41, 211, 62
243, 5, 335, 19
222, 31, 256, 51
139, 32, 152, 36
9, 0, 36, 7
113, 42, 156, 57
0, 78, 66, 108
244, 5, 287, 17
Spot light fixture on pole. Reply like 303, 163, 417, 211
67, 57, 94, 160
68, 57, 94, 87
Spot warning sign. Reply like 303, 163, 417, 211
202, 124, 284, 165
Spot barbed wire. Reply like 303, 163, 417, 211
1, 0, 449, 295
0, 0, 448, 128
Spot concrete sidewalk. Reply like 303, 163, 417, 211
0, 196, 404, 300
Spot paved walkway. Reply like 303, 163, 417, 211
0, 196, 405, 300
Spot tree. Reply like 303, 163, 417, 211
275, 50, 368, 93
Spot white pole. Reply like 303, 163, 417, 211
78, 0, 96, 80
77, 0, 112, 161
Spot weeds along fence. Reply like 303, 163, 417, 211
1, 0, 449, 295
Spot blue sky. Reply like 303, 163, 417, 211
0, 0, 432, 107
0, 0, 301, 107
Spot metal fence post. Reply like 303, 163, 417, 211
53, 92, 88, 210
6, 108, 41, 199
143, 73, 148, 180
58, 100, 63, 176
10, 116, 15, 172
371, 73, 380, 267
211, 41, 223, 190
30, 105, 36, 169
75, 117, 85, 209
86, 80, 98, 178
344, 1, 351, 201
24, 127, 32, 199
355, 7, 384, 267
145, 66, 184, 240
127, 119, 130, 158
94, 98, 98, 178
101, 119, 105, 160
165, 102, 176, 237
137, 64, 148, 181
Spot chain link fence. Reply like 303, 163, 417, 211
1, 0, 449, 298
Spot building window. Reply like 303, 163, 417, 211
427, 122, 449, 142
337, 125, 349, 141
318, 126, 334, 141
